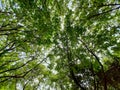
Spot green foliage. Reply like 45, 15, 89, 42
0, 0, 120, 90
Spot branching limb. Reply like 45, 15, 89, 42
0, 58, 47, 79
98, 3, 120, 7
79, 39, 107, 90
88, 6, 120, 19
65, 34, 86, 90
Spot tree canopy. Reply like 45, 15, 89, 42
0, 0, 120, 90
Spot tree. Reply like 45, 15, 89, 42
0, 0, 120, 90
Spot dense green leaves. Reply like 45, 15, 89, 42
0, 0, 120, 90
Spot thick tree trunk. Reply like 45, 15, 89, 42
104, 75, 107, 90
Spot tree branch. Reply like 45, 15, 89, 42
0, 58, 34, 74
79, 39, 107, 90
98, 3, 120, 7
0, 10, 12, 15
0, 42, 16, 57
65, 34, 86, 90
88, 6, 120, 19
79, 39, 103, 69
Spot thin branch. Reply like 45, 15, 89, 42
0, 41, 13, 51
0, 10, 12, 15
65, 34, 86, 90
79, 39, 103, 69
79, 39, 107, 90
0, 58, 47, 82
0, 58, 34, 74
0, 78, 10, 83
98, 3, 120, 7
80, 39, 104, 70
0, 42, 16, 57
0, 23, 11, 28
88, 6, 120, 19
0, 25, 22, 32
23, 80, 29, 90
0, 59, 20, 68
22, 58, 47, 77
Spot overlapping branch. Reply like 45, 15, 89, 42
88, 4, 120, 19
0, 58, 47, 83
65, 34, 86, 90
79, 38, 107, 90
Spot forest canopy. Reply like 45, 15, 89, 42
0, 0, 120, 90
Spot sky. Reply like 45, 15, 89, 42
0, 0, 1, 5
